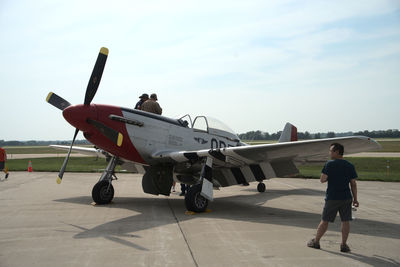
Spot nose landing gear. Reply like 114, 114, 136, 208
92, 156, 118, 204
92, 180, 114, 204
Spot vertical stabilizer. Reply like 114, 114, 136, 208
278, 123, 298, 143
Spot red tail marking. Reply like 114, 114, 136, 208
291, 125, 298, 141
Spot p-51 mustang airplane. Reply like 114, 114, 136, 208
46, 47, 380, 212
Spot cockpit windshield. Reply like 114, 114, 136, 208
194, 116, 239, 141
176, 114, 239, 141
206, 117, 235, 134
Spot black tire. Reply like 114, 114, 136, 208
257, 182, 266, 193
185, 184, 208, 212
92, 180, 114, 204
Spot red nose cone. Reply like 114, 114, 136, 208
63, 104, 97, 132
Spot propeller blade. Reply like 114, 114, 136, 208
46, 92, 71, 111
87, 119, 123, 147
57, 128, 79, 184
84, 47, 109, 105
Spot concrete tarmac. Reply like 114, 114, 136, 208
0, 172, 399, 267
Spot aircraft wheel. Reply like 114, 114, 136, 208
185, 184, 208, 212
257, 182, 266, 193
92, 180, 114, 204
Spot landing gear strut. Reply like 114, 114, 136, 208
92, 156, 118, 204
257, 182, 266, 193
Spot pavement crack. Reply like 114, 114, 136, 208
167, 198, 199, 267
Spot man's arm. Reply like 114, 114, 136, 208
320, 173, 328, 183
350, 179, 359, 207
156, 103, 162, 115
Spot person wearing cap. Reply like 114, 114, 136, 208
141, 93, 162, 115
135, 93, 149, 110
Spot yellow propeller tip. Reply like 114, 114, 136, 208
56, 177, 62, 184
100, 47, 109, 56
117, 133, 123, 147
46, 92, 53, 103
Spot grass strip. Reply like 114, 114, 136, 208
297, 157, 400, 182
5, 157, 125, 172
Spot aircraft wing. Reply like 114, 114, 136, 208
219, 136, 380, 163
50, 145, 106, 158
49, 145, 146, 174
154, 136, 380, 187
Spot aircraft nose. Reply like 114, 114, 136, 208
63, 104, 97, 132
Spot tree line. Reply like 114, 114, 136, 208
238, 129, 400, 141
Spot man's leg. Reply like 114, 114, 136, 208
0, 162, 4, 178
180, 183, 186, 196
341, 221, 350, 245
4, 165, 9, 178
338, 199, 352, 252
315, 220, 329, 243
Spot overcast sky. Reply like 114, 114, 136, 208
1, 0, 399, 141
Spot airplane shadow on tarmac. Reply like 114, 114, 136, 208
54, 188, 400, 256
323, 250, 400, 266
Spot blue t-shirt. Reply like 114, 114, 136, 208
322, 159, 357, 200
135, 100, 145, 110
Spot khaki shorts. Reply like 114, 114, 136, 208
322, 199, 352, 222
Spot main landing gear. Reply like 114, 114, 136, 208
92, 156, 118, 204
185, 184, 209, 213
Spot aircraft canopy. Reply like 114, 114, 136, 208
179, 115, 239, 141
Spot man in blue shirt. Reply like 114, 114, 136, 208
307, 143, 359, 253
134, 93, 149, 110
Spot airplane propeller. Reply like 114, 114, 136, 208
57, 128, 79, 184
87, 119, 123, 147
46, 92, 71, 111
84, 47, 108, 106
46, 47, 123, 184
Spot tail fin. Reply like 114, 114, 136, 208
278, 123, 298, 143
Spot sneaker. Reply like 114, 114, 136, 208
307, 238, 320, 249
340, 244, 351, 253
5, 173, 8, 179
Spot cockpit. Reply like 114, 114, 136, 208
177, 114, 239, 142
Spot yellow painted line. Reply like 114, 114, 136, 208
100, 47, 109, 55
46, 92, 53, 102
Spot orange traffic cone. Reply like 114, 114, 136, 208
28, 161, 33, 172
